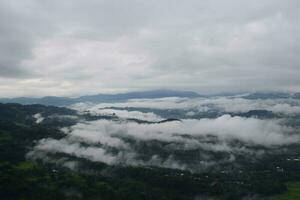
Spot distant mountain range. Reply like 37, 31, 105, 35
0, 90, 299, 107
243, 92, 300, 99
0, 90, 200, 106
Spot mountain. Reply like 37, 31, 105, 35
77, 90, 200, 102
0, 102, 298, 200
0, 90, 201, 106
243, 92, 292, 99
0, 96, 74, 106
1, 90, 299, 107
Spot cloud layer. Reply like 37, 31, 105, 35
29, 114, 299, 171
27, 96, 300, 171
71, 96, 300, 115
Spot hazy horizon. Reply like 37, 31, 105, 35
0, 88, 299, 99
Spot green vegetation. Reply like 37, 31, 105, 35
0, 103, 300, 199
261, 182, 300, 200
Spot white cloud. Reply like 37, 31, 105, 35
29, 113, 299, 171
34, 138, 118, 164
70, 97, 194, 110
31, 137, 187, 170
84, 108, 162, 121
270, 103, 300, 114
33, 113, 44, 123
96, 115, 296, 146
71, 97, 300, 115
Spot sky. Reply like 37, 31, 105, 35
0, 0, 299, 97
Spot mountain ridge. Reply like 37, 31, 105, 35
0, 90, 201, 106
1, 90, 299, 106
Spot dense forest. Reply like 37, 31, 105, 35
0, 103, 300, 200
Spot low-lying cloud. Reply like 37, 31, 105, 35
29, 113, 299, 171
70, 96, 300, 116
33, 113, 44, 124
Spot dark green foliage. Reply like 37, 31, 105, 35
0, 103, 299, 200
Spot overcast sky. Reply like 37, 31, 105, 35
0, 0, 299, 97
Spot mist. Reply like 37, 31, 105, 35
29, 97, 300, 171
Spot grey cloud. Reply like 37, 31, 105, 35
0, 0, 300, 96
0, 1, 56, 78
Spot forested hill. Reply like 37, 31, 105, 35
0, 103, 76, 120
0, 103, 300, 200
0, 103, 76, 163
